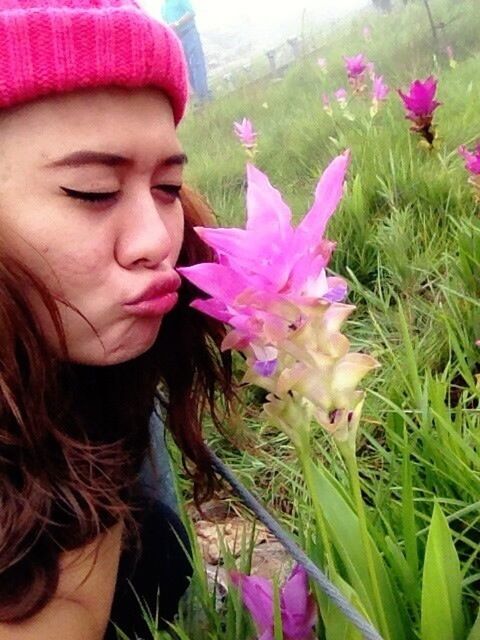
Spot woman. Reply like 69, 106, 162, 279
0, 1, 232, 638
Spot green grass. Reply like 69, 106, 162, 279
121, 0, 480, 637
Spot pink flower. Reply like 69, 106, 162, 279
372, 75, 389, 102
230, 564, 317, 640
177, 153, 350, 358
397, 76, 441, 121
446, 45, 454, 60
234, 117, 257, 148
322, 93, 332, 116
458, 143, 480, 175
344, 53, 368, 80
317, 57, 327, 70
363, 25, 371, 41
334, 88, 348, 103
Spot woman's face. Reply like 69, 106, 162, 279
0, 87, 186, 365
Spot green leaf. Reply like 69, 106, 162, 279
309, 460, 407, 640
467, 608, 480, 640
421, 503, 465, 640
318, 570, 370, 640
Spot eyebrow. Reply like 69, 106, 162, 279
43, 150, 188, 169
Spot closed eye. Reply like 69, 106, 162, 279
60, 185, 182, 203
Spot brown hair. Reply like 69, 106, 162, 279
0, 185, 234, 622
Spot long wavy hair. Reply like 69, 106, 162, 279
0, 184, 234, 622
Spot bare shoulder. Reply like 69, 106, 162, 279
0, 521, 124, 640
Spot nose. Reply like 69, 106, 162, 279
115, 192, 173, 269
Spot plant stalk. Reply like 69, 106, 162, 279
341, 446, 392, 640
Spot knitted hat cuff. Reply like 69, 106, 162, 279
0, 6, 188, 124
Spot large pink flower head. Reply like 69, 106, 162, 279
458, 143, 480, 175
230, 564, 317, 640
344, 53, 368, 79
397, 76, 441, 121
178, 153, 350, 361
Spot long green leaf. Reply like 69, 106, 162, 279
309, 461, 407, 640
467, 608, 480, 640
421, 503, 465, 640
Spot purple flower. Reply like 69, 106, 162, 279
397, 76, 441, 145
344, 54, 368, 80
458, 143, 480, 175
234, 117, 257, 148
372, 75, 389, 102
230, 564, 317, 640
397, 76, 441, 121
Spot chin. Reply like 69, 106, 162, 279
68, 332, 161, 366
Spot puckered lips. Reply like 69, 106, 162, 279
123, 272, 181, 317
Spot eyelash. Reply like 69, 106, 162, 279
61, 185, 182, 203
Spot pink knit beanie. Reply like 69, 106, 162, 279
0, 0, 189, 124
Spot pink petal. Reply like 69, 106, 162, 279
281, 565, 309, 617
230, 571, 274, 631
246, 164, 293, 240
194, 226, 291, 290
297, 151, 350, 240
178, 263, 246, 302
189, 298, 231, 323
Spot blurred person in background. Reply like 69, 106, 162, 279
161, 0, 211, 104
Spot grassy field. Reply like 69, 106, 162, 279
133, 1, 480, 638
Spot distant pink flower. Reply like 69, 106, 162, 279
397, 76, 441, 145
398, 76, 441, 121
233, 117, 257, 148
334, 88, 348, 102
446, 45, 454, 60
366, 61, 376, 80
177, 153, 350, 362
344, 53, 368, 79
458, 143, 480, 175
230, 564, 317, 640
372, 75, 389, 102
322, 93, 332, 116
363, 25, 371, 41
317, 57, 327, 70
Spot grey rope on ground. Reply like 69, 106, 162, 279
207, 447, 384, 640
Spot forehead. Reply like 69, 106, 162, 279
0, 87, 181, 170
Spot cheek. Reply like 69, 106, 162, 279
33, 241, 107, 295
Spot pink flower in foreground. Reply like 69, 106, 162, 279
344, 53, 368, 79
230, 564, 317, 640
397, 76, 441, 145
177, 153, 350, 358
458, 143, 480, 175
234, 117, 258, 150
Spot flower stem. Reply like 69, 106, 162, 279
296, 437, 335, 572
341, 445, 392, 640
